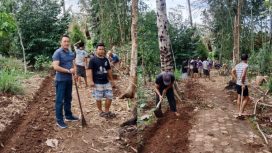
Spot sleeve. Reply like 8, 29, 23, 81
88, 57, 94, 69
84, 51, 88, 58
116, 55, 120, 62
105, 58, 111, 70
52, 51, 60, 61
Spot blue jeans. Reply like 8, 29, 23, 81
55, 80, 73, 122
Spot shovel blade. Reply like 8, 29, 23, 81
154, 109, 163, 118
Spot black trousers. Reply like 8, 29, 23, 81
156, 87, 177, 112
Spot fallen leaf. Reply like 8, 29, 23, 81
140, 114, 150, 121
45, 139, 58, 148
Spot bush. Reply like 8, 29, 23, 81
0, 57, 25, 72
0, 70, 23, 94
248, 44, 272, 75
34, 55, 51, 71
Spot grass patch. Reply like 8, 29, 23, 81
0, 57, 49, 95
0, 70, 23, 95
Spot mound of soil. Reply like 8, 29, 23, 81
0, 76, 55, 153
138, 105, 194, 153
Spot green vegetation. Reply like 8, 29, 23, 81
0, 57, 26, 94
34, 55, 51, 71
0, 70, 23, 94
69, 22, 86, 48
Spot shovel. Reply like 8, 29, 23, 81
153, 93, 166, 118
73, 75, 87, 127
240, 85, 244, 108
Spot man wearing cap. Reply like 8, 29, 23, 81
154, 71, 180, 117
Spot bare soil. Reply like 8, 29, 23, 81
138, 80, 196, 153
0, 76, 55, 153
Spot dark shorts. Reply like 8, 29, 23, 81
193, 68, 198, 73
204, 69, 209, 76
236, 85, 249, 96
76, 65, 86, 77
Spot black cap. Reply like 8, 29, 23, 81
163, 71, 172, 86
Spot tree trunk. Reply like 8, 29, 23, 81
120, 0, 138, 99
114, 0, 125, 44
232, 0, 242, 65
141, 48, 147, 85
156, 0, 174, 72
187, 0, 193, 27
61, 0, 65, 14
156, 0, 182, 102
15, 21, 27, 73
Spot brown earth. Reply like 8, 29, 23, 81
138, 80, 196, 153
139, 71, 272, 153
0, 76, 55, 153
139, 106, 194, 153
0, 68, 136, 153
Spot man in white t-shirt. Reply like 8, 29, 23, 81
231, 54, 249, 119
202, 58, 210, 80
75, 42, 88, 87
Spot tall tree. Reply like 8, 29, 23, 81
14, 0, 70, 64
187, 0, 193, 27
87, 0, 130, 47
156, 0, 174, 71
233, 0, 243, 65
120, 0, 138, 98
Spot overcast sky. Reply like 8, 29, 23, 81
65, 0, 205, 24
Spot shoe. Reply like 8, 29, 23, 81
104, 111, 116, 119
57, 121, 68, 129
65, 115, 79, 121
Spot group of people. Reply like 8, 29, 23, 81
52, 35, 119, 128
52, 35, 180, 129
51, 35, 250, 129
181, 58, 212, 80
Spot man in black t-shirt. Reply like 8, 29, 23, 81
88, 43, 116, 118
154, 71, 180, 117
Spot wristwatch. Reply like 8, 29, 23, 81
67, 69, 71, 73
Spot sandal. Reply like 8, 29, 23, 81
236, 115, 245, 120
99, 112, 107, 117
104, 112, 116, 119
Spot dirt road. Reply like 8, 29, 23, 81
140, 75, 271, 153
0, 72, 135, 153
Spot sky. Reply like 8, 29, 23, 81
65, 0, 206, 24
145, 0, 204, 24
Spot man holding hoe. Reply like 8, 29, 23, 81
231, 54, 250, 119
52, 35, 79, 129
154, 71, 180, 117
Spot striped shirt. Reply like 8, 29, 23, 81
235, 62, 248, 85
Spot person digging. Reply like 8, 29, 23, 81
231, 53, 249, 120
154, 71, 180, 117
